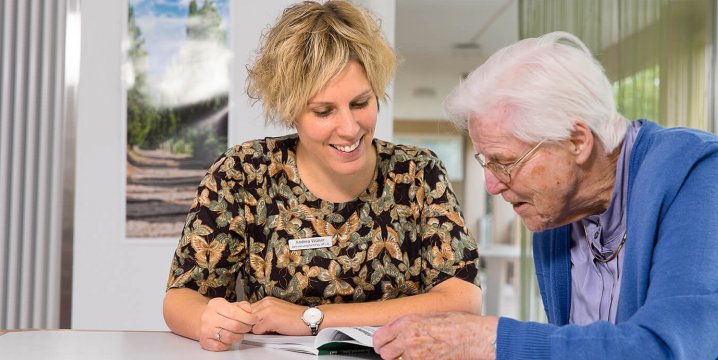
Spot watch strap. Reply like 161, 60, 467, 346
302, 305, 323, 336
309, 323, 319, 336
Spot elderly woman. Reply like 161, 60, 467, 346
162, 0, 482, 352
373, 31, 718, 359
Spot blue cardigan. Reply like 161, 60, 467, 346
497, 120, 718, 359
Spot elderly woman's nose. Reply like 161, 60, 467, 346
484, 170, 508, 195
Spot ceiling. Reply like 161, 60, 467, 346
395, 0, 519, 74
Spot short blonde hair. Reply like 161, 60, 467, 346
246, 0, 396, 127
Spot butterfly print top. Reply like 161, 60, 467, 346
167, 134, 480, 305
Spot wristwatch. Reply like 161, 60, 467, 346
301, 305, 324, 335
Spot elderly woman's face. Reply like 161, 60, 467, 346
467, 114, 580, 232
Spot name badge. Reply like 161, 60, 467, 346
288, 236, 333, 251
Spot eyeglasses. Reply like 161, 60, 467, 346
474, 139, 546, 183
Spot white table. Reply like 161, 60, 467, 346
0, 330, 380, 360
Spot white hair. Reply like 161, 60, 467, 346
444, 31, 628, 152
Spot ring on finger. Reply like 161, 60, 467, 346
215, 327, 223, 342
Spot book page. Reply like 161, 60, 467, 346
242, 326, 379, 356
315, 326, 377, 348
242, 334, 317, 354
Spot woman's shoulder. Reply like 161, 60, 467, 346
631, 121, 718, 199
635, 121, 718, 165
375, 138, 439, 164
639, 120, 717, 147
224, 134, 298, 162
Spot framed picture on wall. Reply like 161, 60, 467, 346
124, 0, 231, 239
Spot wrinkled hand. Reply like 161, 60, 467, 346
250, 296, 310, 335
199, 298, 257, 351
372, 312, 498, 360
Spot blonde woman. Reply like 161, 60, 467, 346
163, 0, 482, 352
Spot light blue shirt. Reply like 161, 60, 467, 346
569, 121, 641, 325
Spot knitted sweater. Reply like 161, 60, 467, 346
497, 120, 718, 359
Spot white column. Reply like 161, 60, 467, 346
462, 143, 486, 239
354, 0, 395, 141
229, 1, 295, 145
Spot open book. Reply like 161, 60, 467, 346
242, 326, 378, 356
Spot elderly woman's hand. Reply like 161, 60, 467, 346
199, 298, 256, 351
250, 296, 313, 335
372, 312, 499, 360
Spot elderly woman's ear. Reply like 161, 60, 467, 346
569, 119, 595, 165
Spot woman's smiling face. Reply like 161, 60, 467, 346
294, 60, 378, 178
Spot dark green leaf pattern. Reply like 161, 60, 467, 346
166, 134, 480, 304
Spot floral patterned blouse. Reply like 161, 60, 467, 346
167, 134, 480, 305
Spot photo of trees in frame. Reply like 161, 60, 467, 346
125, 0, 230, 239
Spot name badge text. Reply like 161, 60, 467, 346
288, 236, 333, 251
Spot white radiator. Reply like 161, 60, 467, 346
0, 0, 74, 329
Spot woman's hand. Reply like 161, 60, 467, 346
198, 298, 257, 351
372, 312, 498, 360
250, 296, 312, 335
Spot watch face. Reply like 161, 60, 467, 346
303, 307, 323, 323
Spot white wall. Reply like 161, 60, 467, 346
73, 0, 396, 331
393, 70, 463, 120
74, 0, 170, 331
228, 1, 296, 145
356, 0, 395, 140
